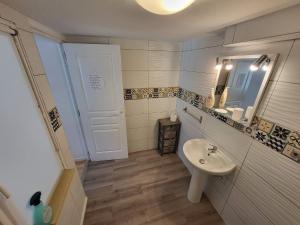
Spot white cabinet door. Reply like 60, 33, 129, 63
63, 44, 128, 161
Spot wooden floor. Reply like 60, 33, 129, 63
83, 150, 225, 225
76, 160, 88, 182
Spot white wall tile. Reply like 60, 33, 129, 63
235, 167, 300, 225
222, 204, 245, 225
178, 16, 300, 225
179, 71, 217, 96
279, 39, 300, 84
110, 38, 148, 50
245, 142, 300, 208
147, 138, 158, 150
181, 46, 221, 74
255, 81, 276, 117
147, 125, 158, 140
227, 187, 273, 225
126, 114, 148, 129
232, 5, 300, 43
125, 99, 148, 116
147, 111, 170, 144
263, 82, 300, 131
149, 51, 181, 71
128, 139, 148, 153
121, 50, 148, 71
148, 111, 170, 127
190, 35, 224, 50
149, 41, 181, 51
127, 127, 148, 141
123, 71, 148, 88
201, 114, 253, 163
221, 41, 294, 81
118, 38, 181, 152
149, 71, 179, 87
149, 97, 176, 113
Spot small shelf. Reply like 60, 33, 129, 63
48, 169, 75, 225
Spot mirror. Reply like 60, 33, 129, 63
210, 54, 278, 126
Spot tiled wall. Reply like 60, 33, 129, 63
112, 38, 181, 152
177, 16, 300, 225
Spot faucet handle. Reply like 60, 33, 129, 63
208, 144, 217, 151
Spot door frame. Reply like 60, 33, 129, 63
63, 43, 128, 161
34, 35, 90, 161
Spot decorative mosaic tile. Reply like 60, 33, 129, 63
217, 114, 227, 123
192, 94, 200, 108
125, 86, 300, 164
202, 106, 210, 113
266, 136, 287, 152
244, 126, 254, 136
250, 116, 261, 129
226, 118, 235, 127
178, 88, 183, 99
271, 125, 291, 141
258, 119, 274, 134
199, 95, 206, 104
254, 130, 268, 144
124, 87, 179, 100
282, 144, 300, 162
233, 121, 245, 132
287, 132, 300, 149
48, 107, 62, 132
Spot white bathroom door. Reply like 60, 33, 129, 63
63, 44, 128, 161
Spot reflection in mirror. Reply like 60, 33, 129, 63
211, 54, 278, 126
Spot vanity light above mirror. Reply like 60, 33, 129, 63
207, 54, 278, 127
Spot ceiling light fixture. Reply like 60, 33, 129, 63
250, 55, 268, 72
225, 60, 233, 71
249, 64, 259, 71
215, 57, 223, 70
262, 58, 271, 71
136, 0, 195, 15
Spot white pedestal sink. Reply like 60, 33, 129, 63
183, 139, 236, 203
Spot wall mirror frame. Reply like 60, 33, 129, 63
211, 53, 279, 127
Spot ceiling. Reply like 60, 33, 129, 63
1, 0, 300, 41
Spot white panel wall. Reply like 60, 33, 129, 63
231, 5, 300, 43
178, 8, 300, 224
0, 32, 62, 225
114, 38, 181, 152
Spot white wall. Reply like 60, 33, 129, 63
178, 6, 300, 225
35, 35, 88, 160
116, 39, 181, 152
0, 31, 62, 225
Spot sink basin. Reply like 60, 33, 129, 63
183, 139, 236, 203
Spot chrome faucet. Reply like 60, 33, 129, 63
208, 144, 218, 155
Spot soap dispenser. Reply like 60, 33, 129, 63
30, 191, 52, 225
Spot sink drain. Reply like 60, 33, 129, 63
199, 159, 205, 164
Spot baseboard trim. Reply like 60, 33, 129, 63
80, 197, 88, 225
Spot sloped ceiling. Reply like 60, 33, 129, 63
1, 0, 300, 40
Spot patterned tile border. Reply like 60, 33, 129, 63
48, 107, 62, 132
124, 87, 179, 100
123, 86, 300, 163
177, 87, 300, 164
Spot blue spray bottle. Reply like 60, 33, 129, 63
30, 192, 53, 225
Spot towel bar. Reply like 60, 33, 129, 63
183, 107, 202, 123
